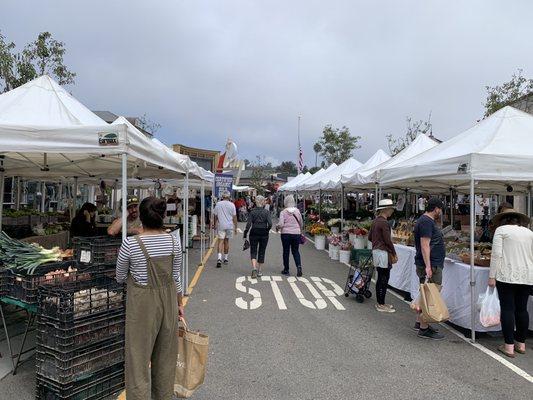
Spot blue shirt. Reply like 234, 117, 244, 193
414, 215, 445, 268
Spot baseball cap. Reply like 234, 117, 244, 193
127, 195, 139, 208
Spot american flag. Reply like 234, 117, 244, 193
298, 145, 304, 173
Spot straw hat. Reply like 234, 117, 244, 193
491, 208, 530, 228
376, 199, 396, 211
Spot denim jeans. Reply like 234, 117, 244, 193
281, 234, 301, 270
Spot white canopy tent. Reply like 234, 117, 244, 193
278, 172, 311, 192
378, 106, 533, 342
342, 136, 438, 188
305, 158, 363, 191
296, 164, 338, 191
341, 149, 391, 188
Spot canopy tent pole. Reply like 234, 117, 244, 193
340, 185, 345, 232
404, 189, 409, 219
450, 188, 454, 227
374, 184, 379, 213
527, 184, 531, 218
200, 179, 206, 262
73, 177, 79, 217
183, 173, 190, 295
15, 177, 21, 211
57, 179, 63, 211
469, 176, 476, 343
0, 160, 5, 232
40, 181, 46, 212
121, 154, 128, 242
112, 180, 118, 213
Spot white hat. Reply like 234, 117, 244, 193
376, 199, 395, 210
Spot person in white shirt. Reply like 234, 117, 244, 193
489, 208, 533, 358
212, 191, 237, 268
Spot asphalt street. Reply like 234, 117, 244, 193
185, 227, 533, 400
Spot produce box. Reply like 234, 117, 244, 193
72, 236, 122, 265
36, 338, 124, 384
36, 363, 124, 400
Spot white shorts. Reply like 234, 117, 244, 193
217, 229, 234, 240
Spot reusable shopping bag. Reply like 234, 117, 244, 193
478, 286, 500, 327
174, 320, 209, 398
419, 282, 449, 323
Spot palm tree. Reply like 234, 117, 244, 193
313, 142, 322, 168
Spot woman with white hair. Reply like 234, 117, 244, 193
243, 195, 273, 278
276, 195, 304, 277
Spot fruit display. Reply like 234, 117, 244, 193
393, 221, 414, 245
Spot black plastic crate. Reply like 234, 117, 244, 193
0, 266, 10, 296
38, 277, 125, 324
36, 362, 124, 400
72, 236, 122, 265
76, 263, 117, 279
37, 313, 125, 353
5, 261, 78, 305
36, 338, 125, 384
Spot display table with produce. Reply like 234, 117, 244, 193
390, 244, 533, 332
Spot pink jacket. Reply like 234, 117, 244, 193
278, 208, 303, 235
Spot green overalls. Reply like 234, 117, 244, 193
125, 235, 179, 400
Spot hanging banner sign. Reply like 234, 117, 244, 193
214, 173, 233, 199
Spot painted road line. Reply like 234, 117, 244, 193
235, 276, 262, 310
262, 275, 287, 310
182, 238, 217, 307
309, 234, 533, 384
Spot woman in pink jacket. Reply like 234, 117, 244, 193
277, 195, 304, 277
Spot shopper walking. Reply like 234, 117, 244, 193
213, 191, 237, 268
413, 197, 446, 340
277, 195, 304, 277
489, 208, 533, 358
243, 195, 272, 278
116, 197, 183, 400
368, 199, 398, 313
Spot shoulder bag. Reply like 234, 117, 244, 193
290, 213, 306, 245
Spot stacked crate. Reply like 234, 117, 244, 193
36, 277, 126, 399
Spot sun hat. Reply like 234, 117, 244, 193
491, 208, 530, 228
376, 199, 396, 210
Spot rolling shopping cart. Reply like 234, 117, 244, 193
344, 248, 374, 303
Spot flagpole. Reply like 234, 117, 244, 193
297, 116, 301, 174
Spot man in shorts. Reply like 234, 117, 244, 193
213, 191, 237, 268
413, 197, 446, 340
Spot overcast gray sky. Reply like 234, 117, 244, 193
2, 1, 533, 167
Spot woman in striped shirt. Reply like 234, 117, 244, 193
116, 197, 183, 399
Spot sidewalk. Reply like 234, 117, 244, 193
185, 225, 533, 399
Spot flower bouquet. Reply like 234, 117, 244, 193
309, 222, 330, 250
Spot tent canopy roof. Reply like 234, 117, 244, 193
306, 158, 363, 190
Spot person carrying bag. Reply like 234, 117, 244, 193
174, 320, 209, 398
418, 279, 450, 324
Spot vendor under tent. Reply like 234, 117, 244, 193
278, 172, 311, 192
378, 106, 533, 342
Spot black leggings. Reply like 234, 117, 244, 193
281, 234, 301, 270
376, 267, 391, 305
249, 234, 269, 264
496, 280, 532, 345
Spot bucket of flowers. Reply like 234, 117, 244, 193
327, 234, 341, 260
339, 241, 352, 264
309, 223, 330, 250
327, 218, 342, 234
348, 227, 368, 249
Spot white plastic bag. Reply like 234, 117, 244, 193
478, 287, 500, 327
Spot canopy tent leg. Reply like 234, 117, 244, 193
200, 180, 206, 262
318, 189, 322, 220
183, 173, 190, 295
121, 154, 128, 242
469, 176, 476, 343
528, 185, 531, 218
15, 177, 21, 211
374, 184, 379, 213
112, 180, 118, 213
340, 185, 345, 232
40, 181, 46, 213
450, 188, 454, 227
0, 164, 5, 232
404, 189, 409, 219
72, 177, 79, 219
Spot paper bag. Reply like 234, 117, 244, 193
174, 323, 209, 398
419, 282, 449, 323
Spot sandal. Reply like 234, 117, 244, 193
498, 345, 515, 358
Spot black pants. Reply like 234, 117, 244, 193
249, 234, 269, 264
281, 234, 301, 270
376, 267, 391, 305
496, 280, 532, 345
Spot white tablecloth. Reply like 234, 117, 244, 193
390, 244, 533, 332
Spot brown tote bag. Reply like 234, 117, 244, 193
419, 282, 449, 323
174, 320, 209, 398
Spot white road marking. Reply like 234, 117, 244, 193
261, 276, 287, 310
297, 277, 327, 309
311, 277, 346, 310
287, 277, 317, 309
235, 276, 262, 310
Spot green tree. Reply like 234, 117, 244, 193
0, 31, 75, 92
277, 161, 297, 175
249, 156, 267, 194
313, 142, 322, 168
308, 166, 321, 174
484, 69, 533, 117
386, 115, 432, 156
315, 125, 361, 166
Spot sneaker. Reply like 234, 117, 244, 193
376, 304, 396, 313
413, 323, 439, 333
257, 271, 263, 277
281, 269, 290, 276
216, 259, 222, 268
223, 259, 229, 265
383, 304, 395, 310
251, 269, 258, 279
296, 267, 303, 277
417, 328, 445, 341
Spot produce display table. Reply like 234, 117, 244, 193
390, 244, 533, 332
21, 231, 70, 250
0, 297, 37, 375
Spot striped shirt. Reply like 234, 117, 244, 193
116, 234, 182, 292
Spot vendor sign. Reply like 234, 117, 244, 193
214, 173, 233, 199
